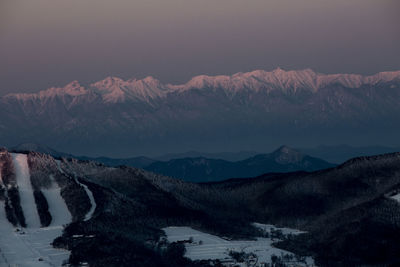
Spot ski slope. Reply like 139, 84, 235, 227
56, 160, 96, 221
77, 180, 96, 221
12, 153, 41, 228
0, 153, 71, 266
42, 175, 72, 226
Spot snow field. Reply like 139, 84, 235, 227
1, 199, 70, 266
163, 226, 314, 266
252, 222, 306, 236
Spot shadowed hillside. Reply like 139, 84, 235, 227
1, 149, 400, 266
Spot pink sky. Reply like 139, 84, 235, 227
0, 0, 399, 94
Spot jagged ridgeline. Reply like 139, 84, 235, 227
1, 149, 400, 266
1, 69, 400, 155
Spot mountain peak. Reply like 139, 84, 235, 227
65, 80, 81, 88
9, 142, 71, 158
4, 69, 400, 102
58, 80, 87, 95
272, 145, 304, 164
91, 77, 126, 102
142, 76, 161, 84
273, 145, 300, 154
4, 80, 88, 100
272, 67, 285, 73
91, 76, 124, 88
89, 76, 166, 103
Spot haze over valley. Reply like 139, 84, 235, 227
1, 0, 400, 266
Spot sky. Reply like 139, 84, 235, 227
1, 0, 399, 95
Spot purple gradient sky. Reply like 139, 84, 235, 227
1, 0, 399, 95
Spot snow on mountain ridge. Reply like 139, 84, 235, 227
169, 68, 400, 94
91, 76, 168, 103
4, 80, 88, 100
4, 69, 400, 102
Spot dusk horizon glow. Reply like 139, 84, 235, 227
1, 0, 399, 94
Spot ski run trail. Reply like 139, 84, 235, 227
56, 160, 96, 221
0, 153, 72, 267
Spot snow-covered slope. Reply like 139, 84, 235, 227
41, 175, 72, 226
12, 153, 41, 228
90, 76, 168, 103
0, 153, 73, 266
56, 160, 96, 221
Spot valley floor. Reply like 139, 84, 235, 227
163, 225, 314, 266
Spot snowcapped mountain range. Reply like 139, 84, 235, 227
1, 68, 400, 156
5, 68, 400, 103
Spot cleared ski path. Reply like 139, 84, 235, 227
56, 160, 96, 221
0, 154, 71, 266
12, 153, 41, 228
42, 175, 72, 226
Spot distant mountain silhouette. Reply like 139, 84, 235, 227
10, 143, 156, 168
298, 144, 400, 163
145, 146, 335, 182
154, 150, 259, 162
10, 143, 72, 158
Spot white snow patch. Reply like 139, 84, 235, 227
163, 226, 314, 266
390, 192, 400, 202
12, 153, 41, 228
0, 196, 70, 266
41, 175, 72, 226
0, 200, 69, 267
77, 180, 96, 221
252, 222, 307, 236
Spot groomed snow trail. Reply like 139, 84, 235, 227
0, 200, 70, 267
0, 201, 45, 267
12, 153, 41, 228
79, 181, 96, 221
1, 155, 71, 267
56, 160, 96, 221
42, 175, 72, 226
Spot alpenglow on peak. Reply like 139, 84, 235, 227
4, 69, 400, 103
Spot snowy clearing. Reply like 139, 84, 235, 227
252, 222, 307, 236
163, 226, 314, 266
